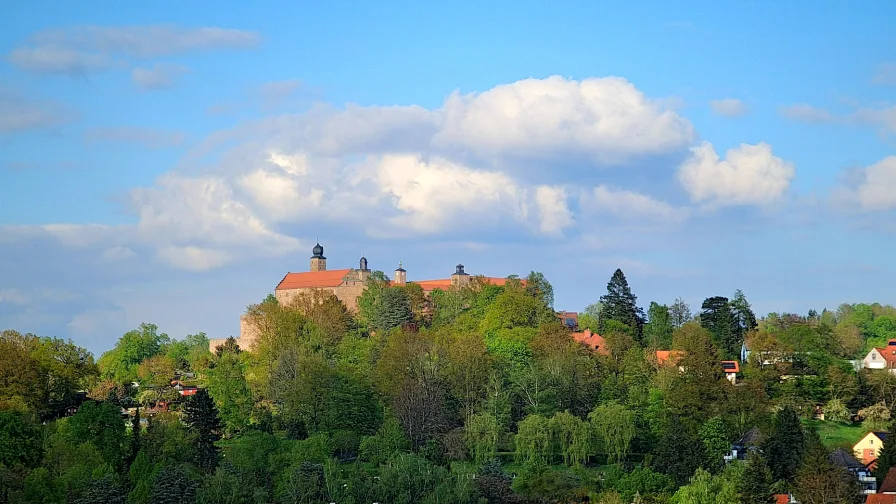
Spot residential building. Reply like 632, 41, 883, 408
654, 350, 741, 383
829, 448, 877, 494
571, 329, 607, 355
855, 431, 888, 466
557, 311, 578, 330
863, 340, 896, 373
721, 360, 740, 384
724, 426, 761, 462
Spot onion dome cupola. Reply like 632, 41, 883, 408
311, 242, 325, 259
360, 256, 369, 271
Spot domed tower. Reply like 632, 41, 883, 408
394, 261, 407, 286
359, 256, 370, 281
310, 243, 327, 272
451, 263, 470, 287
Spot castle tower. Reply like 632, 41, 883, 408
310, 243, 327, 272
394, 261, 407, 286
451, 264, 470, 288
359, 256, 370, 282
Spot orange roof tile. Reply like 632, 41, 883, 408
866, 495, 896, 504
875, 343, 896, 367
571, 329, 608, 355
276, 269, 352, 290
773, 495, 790, 504
881, 467, 896, 493
656, 350, 685, 365
412, 277, 516, 292
721, 360, 740, 373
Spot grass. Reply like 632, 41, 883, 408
803, 419, 868, 450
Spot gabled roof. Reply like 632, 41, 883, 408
276, 269, 352, 290
874, 431, 889, 442
571, 329, 608, 355
867, 495, 896, 504
656, 350, 685, 366
881, 467, 896, 493
872, 345, 896, 367
829, 448, 865, 469
736, 427, 762, 447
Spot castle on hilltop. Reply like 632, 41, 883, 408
209, 242, 516, 352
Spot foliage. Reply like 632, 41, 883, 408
148, 464, 198, 504
761, 406, 805, 484
739, 452, 774, 504
823, 398, 850, 423
98, 323, 168, 384
514, 414, 552, 465
0, 410, 42, 468
669, 467, 741, 504
466, 412, 501, 464
874, 420, 896, 485
68, 401, 126, 470
589, 401, 635, 464
205, 351, 253, 434
794, 429, 862, 504
598, 269, 646, 340
183, 389, 222, 473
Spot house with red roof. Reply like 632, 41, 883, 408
571, 329, 608, 355
654, 351, 742, 383
863, 340, 896, 373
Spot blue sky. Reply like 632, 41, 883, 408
1, 1, 895, 353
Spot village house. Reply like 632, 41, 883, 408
211, 243, 521, 352
571, 329, 607, 355
829, 448, 877, 495
863, 340, 896, 373
654, 350, 741, 384
855, 431, 888, 466
868, 468, 896, 503
725, 426, 761, 463
557, 311, 579, 330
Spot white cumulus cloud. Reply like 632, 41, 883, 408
838, 156, 896, 211
433, 75, 695, 164
589, 186, 689, 223
534, 186, 574, 235
677, 142, 796, 208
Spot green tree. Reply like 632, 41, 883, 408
644, 302, 674, 348
466, 413, 501, 465
700, 297, 740, 359
373, 287, 413, 332
72, 474, 125, 504
526, 271, 554, 309
795, 429, 862, 504
514, 414, 552, 465
97, 324, 168, 384
739, 452, 773, 504
670, 297, 692, 329
23, 467, 62, 504
654, 422, 702, 486
549, 411, 590, 467
148, 465, 197, 504
68, 402, 126, 470
761, 406, 805, 484
206, 351, 253, 434
183, 389, 222, 473
589, 401, 635, 464
823, 398, 850, 423
699, 417, 729, 472
669, 467, 741, 504
0, 410, 42, 468
598, 269, 646, 340
731, 290, 758, 339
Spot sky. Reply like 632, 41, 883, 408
1, 1, 895, 354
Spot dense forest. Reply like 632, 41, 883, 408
4, 268, 896, 503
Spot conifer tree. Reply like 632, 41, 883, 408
149, 465, 198, 504
874, 421, 896, 485
598, 269, 646, 340
740, 451, 774, 504
127, 406, 140, 468
183, 389, 222, 473
700, 296, 740, 359
761, 407, 805, 484
795, 429, 862, 504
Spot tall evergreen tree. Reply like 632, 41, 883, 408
740, 451, 774, 504
183, 389, 222, 473
598, 269, 646, 340
149, 465, 198, 504
874, 421, 896, 485
795, 429, 862, 504
761, 407, 805, 484
731, 290, 758, 343
700, 297, 740, 359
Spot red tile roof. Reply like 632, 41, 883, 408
656, 350, 685, 366
721, 360, 740, 373
866, 495, 896, 504
571, 329, 608, 355
874, 341, 896, 367
773, 494, 791, 504
276, 269, 352, 290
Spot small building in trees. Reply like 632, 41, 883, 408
724, 426, 762, 462
557, 311, 578, 330
829, 448, 877, 494
571, 328, 607, 355
855, 431, 888, 466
